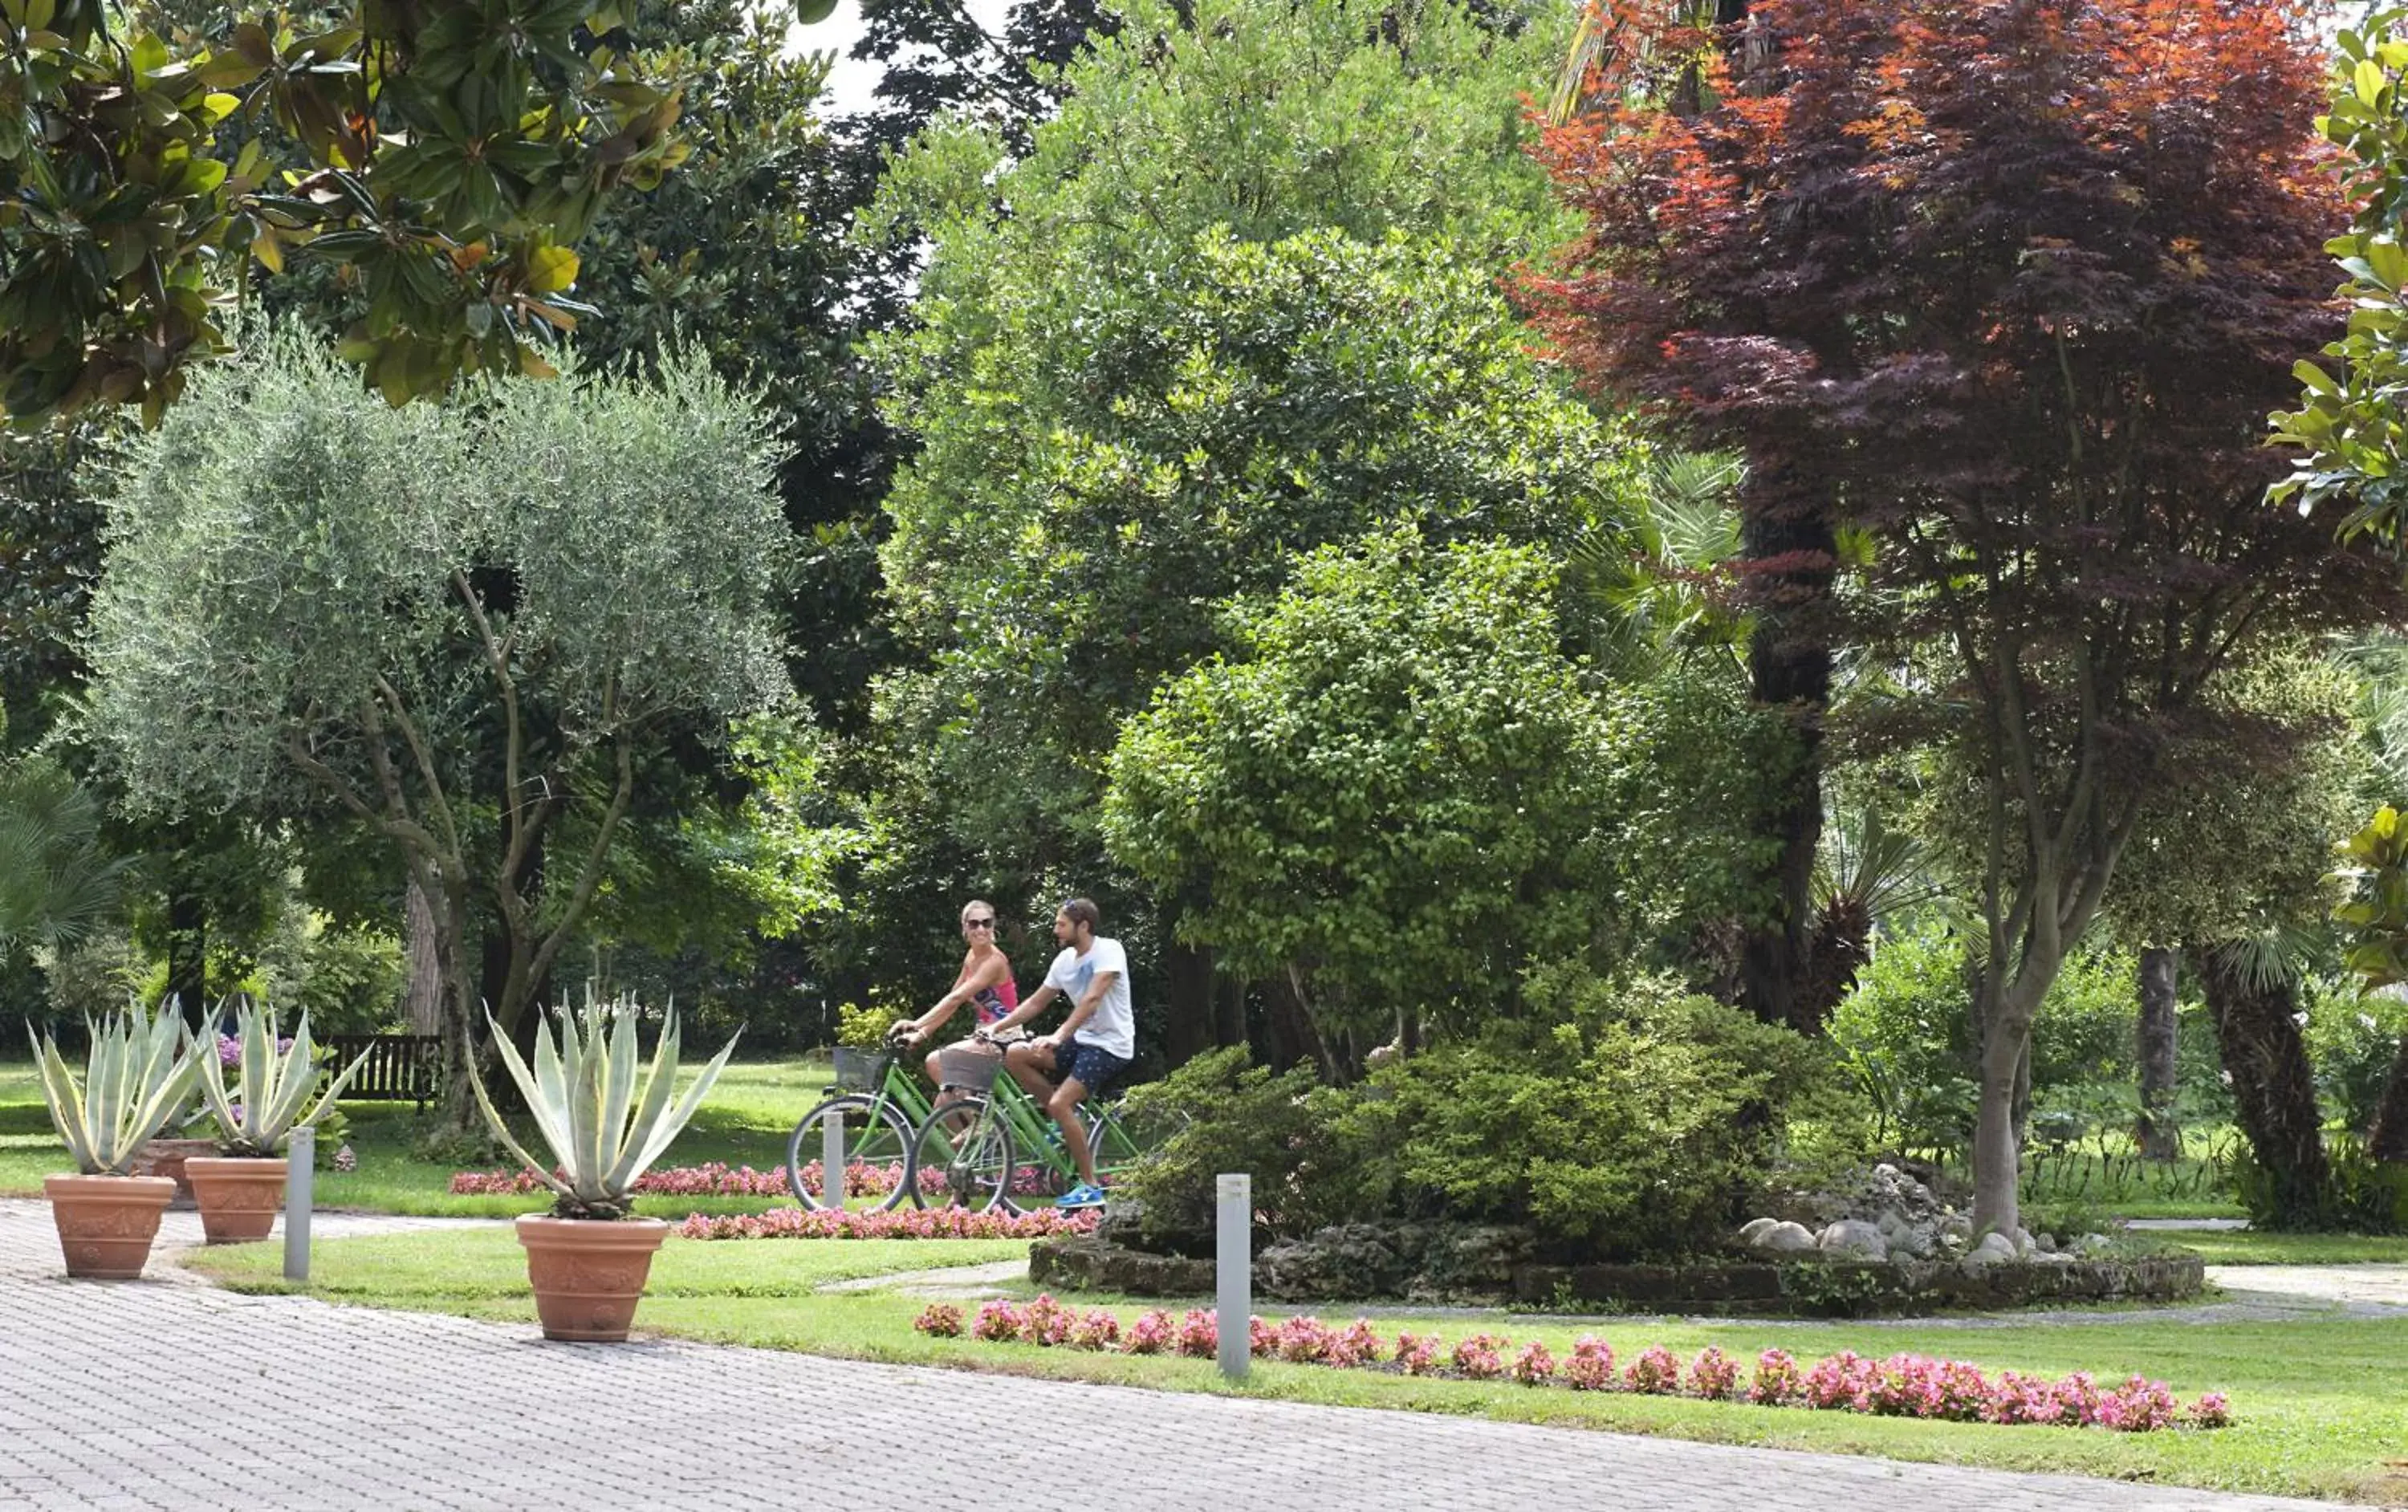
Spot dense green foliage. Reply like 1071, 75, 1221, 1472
1103, 530, 1615, 1038
1121, 971, 1825, 1259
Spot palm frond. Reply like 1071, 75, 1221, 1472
1815, 807, 1947, 925
2205, 925, 2321, 994
0, 758, 129, 954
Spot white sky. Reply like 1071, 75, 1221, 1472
793, 0, 1017, 121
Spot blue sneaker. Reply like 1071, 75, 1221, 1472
1055, 1182, 1107, 1209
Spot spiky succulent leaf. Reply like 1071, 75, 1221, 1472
471, 994, 738, 1214
462, 1040, 576, 1203
601, 1013, 682, 1193
192, 1001, 373, 1156
30, 1027, 95, 1172
29, 1002, 201, 1174
619, 1027, 738, 1189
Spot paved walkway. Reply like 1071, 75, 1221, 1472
0, 1200, 2361, 1511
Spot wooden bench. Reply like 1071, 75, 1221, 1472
325, 1034, 443, 1110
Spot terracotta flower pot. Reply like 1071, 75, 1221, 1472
43, 1174, 178, 1279
515, 1214, 671, 1342
185, 1156, 288, 1244
130, 1136, 226, 1205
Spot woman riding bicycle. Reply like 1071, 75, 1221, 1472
891, 900, 1019, 1102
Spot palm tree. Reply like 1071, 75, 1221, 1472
1565, 449, 1747, 673
0, 755, 128, 956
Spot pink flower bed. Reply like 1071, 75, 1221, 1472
450, 1160, 938, 1199
912, 1303, 2231, 1433
677, 1205, 1096, 1240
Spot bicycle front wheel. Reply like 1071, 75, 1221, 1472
909, 1098, 1018, 1213
785, 1094, 915, 1212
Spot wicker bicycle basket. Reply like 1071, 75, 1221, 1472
830, 1047, 884, 1092
934, 1044, 1003, 1093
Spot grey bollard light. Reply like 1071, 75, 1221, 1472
823, 1107, 846, 1209
283, 1125, 314, 1282
1216, 1172, 1251, 1381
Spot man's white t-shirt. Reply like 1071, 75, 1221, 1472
1043, 936, 1135, 1059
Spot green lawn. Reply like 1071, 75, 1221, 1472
0, 1055, 836, 1216
2174, 1230, 2408, 1266
184, 1226, 1031, 1307
186, 1225, 2408, 1506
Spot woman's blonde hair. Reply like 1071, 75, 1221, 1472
960, 899, 998, 924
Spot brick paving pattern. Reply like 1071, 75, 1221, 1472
0, 1199, 2344, 1510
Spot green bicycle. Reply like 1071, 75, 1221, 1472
783, 1030, 935, 1211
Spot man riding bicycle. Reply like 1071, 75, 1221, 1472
986, 897, 1133, 1209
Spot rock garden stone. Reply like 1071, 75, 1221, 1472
1736, 1217, 1780, 1246
1961, 1231, 2018, 1270
1752, 1220, 1817, 1253
1816, 1219, 1889, 1262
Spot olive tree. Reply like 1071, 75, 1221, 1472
84, 327, 793, 1128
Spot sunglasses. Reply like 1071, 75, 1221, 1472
964, 917, 996, 930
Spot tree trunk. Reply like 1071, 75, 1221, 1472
1970, 953, 2055, 1238
1792, 896, 1867, 1036
1970, 1010, 2027, 1238
2136, 946, 2181, 1160
164, 877, 206, 1027
431, 874, 485, 1136
404, 880, 442, 1035
1263, 970, 1333, 1079
1735, 496, 1834, 1030
1214, 973, 1248, 1051
1160, 937, 1214, 1071
2198, 945, 2335, 1230
2366, 1032, 2408, 1162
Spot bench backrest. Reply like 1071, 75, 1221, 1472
325, 1033, 443, 1104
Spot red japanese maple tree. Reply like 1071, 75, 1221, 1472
1527, 0, 2404, 1232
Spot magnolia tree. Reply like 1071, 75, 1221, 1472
84, 328, 794, 1129
1530, 0, 2405, 1234
2273, 10, 2408, 1166
0, 0, 836, 423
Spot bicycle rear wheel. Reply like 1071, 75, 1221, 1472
908, 1098, 1018, 1213
1084, 1099, 1189, 1187
785, 1094, 915, 1211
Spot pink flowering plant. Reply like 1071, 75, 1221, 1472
970, 1299, 1022, 1343
1625, 1343, 1682, 1396
912, 1303, 963, 1338
1393, 1331, 1441, 1376
1450, 1332, 1507, 1380
1327, 1319, 1385, 1368
1247, 1315, 1279, 1358
1124, 1310, 1175, 1356
1511, 1341, 1557, 1386
1564, 1336, 1617, 1392
1275, 1316, 1335, 1364
1750, 1348, 1802, 1406
1070, 1308, 1122, 1351
1174, 1309, 1219, 1359
1686, 1347, 1739, 1401
1022, 1294, 1076, 1347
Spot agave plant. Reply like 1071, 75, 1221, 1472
29, 1002, 204, 1175
466, 994, 739, 1220
193, 1000, 373, 1158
